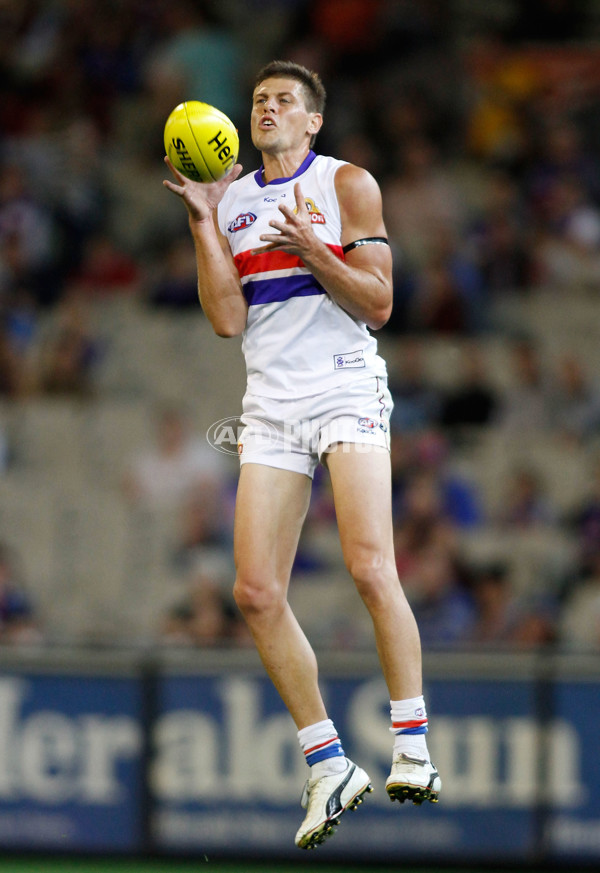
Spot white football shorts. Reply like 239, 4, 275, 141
237, 376, 393, 478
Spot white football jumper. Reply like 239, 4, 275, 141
217, 151, 388, 399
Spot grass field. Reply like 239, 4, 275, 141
0, 862, 462, 873
0, 860, 418, 873
0, 862, 568, 873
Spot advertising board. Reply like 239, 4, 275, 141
0, 651, 597, 864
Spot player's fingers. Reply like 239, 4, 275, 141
164, 155, 186, 181
259, 232, 284, 243
278, 203, 298, 222
293, 182, 306, 210
251, 242, 279, 254
163, 179, 184, 196
222, 163, 244, 188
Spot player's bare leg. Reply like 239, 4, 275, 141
326, 443, 441, 805
233, 461, 373, 847
326, 444, 422, 698
233, 462, 327, 728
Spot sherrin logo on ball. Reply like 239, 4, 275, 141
164, 100, 239, 183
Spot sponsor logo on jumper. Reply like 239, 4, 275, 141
334, 350, 365, 370
295, 197, 326, 224
228, 212, 257, 233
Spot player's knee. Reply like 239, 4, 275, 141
233, 572, 283, 617
347, 549, 396, 611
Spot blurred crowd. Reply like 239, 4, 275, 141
1, 0, 600, 650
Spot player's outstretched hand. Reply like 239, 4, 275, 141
163, 156, 243, 222
253, 182, 315, 256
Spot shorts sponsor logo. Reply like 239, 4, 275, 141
358, 417, 376, 429
228, 212, 257, 233
334, 350, 365, 370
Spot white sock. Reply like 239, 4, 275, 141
298, 718, 348, 777
390, 696, 430, 760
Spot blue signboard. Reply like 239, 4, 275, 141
0, 656, 597, 864
546, 680, 600, 862
150, 673, 541, 860
0, 673, 143, 852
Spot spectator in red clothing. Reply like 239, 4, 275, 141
410, 259, 468, 334
72, 232, 140, 297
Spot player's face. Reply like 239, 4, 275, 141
251, 77, 321, 154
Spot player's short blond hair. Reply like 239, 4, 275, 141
255, 60, 326, 116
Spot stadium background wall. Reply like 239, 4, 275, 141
0, 649, 598, 866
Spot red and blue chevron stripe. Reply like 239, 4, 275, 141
234, 246, 344, 306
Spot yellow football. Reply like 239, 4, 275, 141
164, 101, 239, 183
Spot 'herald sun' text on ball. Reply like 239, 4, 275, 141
164, 101, 239, 183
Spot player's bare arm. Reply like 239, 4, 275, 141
163, 156, 248, 337
254, 165, 393, 330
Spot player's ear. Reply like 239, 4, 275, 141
308, 113, 323, 139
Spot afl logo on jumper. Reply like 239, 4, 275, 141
228, 212, 257, 232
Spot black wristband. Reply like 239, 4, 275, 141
342, 237, 389, 254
